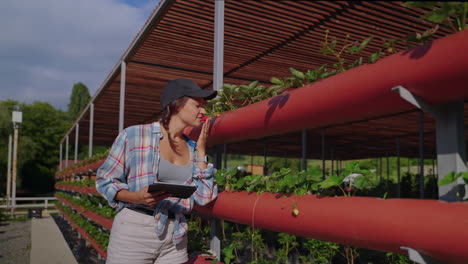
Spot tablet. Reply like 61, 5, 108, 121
147, 182, 197, 199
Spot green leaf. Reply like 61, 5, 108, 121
368, 52, 381, 63
347, 57, 363, 70
320, 70, 337, 79
305, 70, 318, 82
347, 45, 360, 54
289, 67, 305, 79
438, 171, 457, 186
270, 77, 282, 85
354, 176, 368, 189
462, 172, 468, 183
346, 161, 359, 172
318, 176, 342, 189
248, 81, 259, 89
421, 8, 450, 23
239, 85, 250, 93
382, 192, 388, 199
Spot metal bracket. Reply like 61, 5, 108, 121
391, 85, 440, 118
210, 217, 221, 258
400, 247, 444, 264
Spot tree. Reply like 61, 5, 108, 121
20, 102, 70, 194
0, 100, 36, 194
0, 100, 70, 195
67, 82, 90, 121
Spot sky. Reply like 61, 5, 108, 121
0, 0, 160, 111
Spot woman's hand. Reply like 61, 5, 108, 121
196, 117, 211, 170
116, 187, 172, 206
196, 117, 211, 155
134, 186, 172, 206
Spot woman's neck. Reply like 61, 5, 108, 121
162, 119, 185, 142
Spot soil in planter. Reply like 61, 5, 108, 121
52, 214, 105, 264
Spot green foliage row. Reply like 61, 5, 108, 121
404, 2, 468, 32
188, 215, 411, 264
216, 162, 378, 197
56, 202, 110, 250
56, 179, 96, 188
205, 2, 467, 118
56, 149, 109, 175
56, 191, 117, 219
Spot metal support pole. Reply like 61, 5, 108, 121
210, 218, 221, 258
377, 157, 382, 184
432, 158, 437, 198
407, 157, 411, 174
401, 247, 445, 264
321, 128, 326, 179
119, 60, 126, 132
386, 152, 389, 190
59, 142, 63, 171
223, 144, 227, 169
301, 129, 307, 171
11, 124, 18, 215
393, 85, 467, 201
6, 135, 12, 206
375, 158, 379, 181
396, 137, 401, 198
213, 0, 225, 91
435, 101, 466, 201
89, 103, 94, 158
418, 110, 424, 199
330, 147, 334, 176
263, 141, 268, 176
65, 135, 69, 168
213, 145, 222, 170
74, 123, 79, 164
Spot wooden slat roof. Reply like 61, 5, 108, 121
66, 0, 467, 160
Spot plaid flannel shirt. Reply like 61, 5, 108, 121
96, 122, 218, 244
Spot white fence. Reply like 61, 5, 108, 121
0, 197, 58, 215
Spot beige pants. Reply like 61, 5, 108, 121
106, 208, 188, 264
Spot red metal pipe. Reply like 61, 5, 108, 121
187, 30, 468, 144
195, 191, 468, 263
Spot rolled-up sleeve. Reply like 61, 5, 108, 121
96, 130, 129, 208
192, 163, 218, 206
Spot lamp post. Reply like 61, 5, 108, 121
6, 135, 12, 208
11, 110, 22, 216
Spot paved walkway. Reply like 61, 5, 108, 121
30, 215, 78, 264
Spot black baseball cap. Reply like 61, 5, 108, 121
160, 79, 217, 110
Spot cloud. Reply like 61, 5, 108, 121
0, 0, 159, 110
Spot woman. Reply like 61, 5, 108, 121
96, 78, 218, 264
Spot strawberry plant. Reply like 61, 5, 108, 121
56, 191, 117, 219
205, 81, 283, 117
56, 179, 95, 187
56, 202, 110, 250
404, 2, 468, 32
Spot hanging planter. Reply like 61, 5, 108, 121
187, 30, 468, 145
194, 191, 468, 263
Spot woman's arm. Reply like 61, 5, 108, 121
115, 188, 171, 206
95, 130, 130, 208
